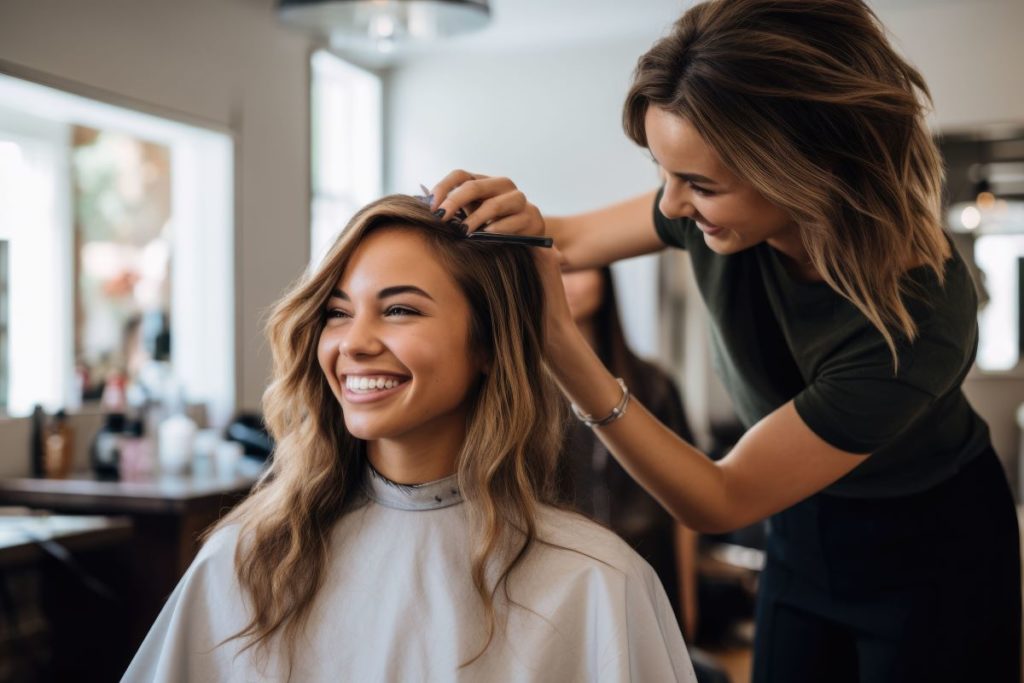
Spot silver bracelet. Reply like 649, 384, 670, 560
571, 378, 630, 429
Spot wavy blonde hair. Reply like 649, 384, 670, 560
624, 0, 949, 366
210, 195, 565, 674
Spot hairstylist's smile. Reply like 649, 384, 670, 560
342, 372, 410, 403
694, 213, 725, 236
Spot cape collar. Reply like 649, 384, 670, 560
364, 463, 463, 511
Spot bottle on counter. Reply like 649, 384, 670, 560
120, 414, 155, 480
192, 428, 221, 479
91, 412, 126, 480
101, 371, 127, 413
44, 409, 74, 479
158, 388, 197, 476
29, 404, 46, 478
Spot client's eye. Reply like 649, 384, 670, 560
385, 305, 419, 317
325, 308, 350, 320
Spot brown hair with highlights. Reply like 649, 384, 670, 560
210, 195, 566, 675
624, 0, 949, 366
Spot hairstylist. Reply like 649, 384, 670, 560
429, 1, 1020, 681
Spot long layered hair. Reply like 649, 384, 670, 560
624, 0, 948, 365
211, 195, 565, 672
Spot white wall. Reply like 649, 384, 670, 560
385, 37, 666, 358
876, 0, 1024, 131
0, 0, 315, 415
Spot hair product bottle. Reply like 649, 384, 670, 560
91, 412, 125, 480
29, 404, 46, 478
44, 409, 74, 478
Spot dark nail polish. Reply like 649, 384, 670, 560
433, 208, 446, 219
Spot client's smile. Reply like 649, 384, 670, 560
342, 373, 411, 400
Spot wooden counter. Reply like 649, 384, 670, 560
0, 471, 259, 663
0, 472, 258, 516
0, 512, 131, 567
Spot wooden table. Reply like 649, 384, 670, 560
0, 473, 258, 658
0, 473, 256, 568
0, 513, 135, 682
0, 513, 132, 567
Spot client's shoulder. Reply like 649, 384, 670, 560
190, 523, 243, 576
531, 505, 657, 582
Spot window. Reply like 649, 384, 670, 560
940, 130, 1024, 373
974, 234, 1024, 371
0, 73, 234, 421
310, 51, 382, 267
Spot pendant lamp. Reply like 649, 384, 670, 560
278, 0, 491, 52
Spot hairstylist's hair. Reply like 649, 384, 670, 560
624, 0, 948, 366
210, 195, 565, 674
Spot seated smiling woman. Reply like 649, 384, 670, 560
122, 195, 696, 683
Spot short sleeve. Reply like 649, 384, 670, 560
794, 374, 935, 455
792, 335, 955, 454
653, 186, 694, 250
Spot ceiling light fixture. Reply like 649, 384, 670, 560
278, 0, 491, 53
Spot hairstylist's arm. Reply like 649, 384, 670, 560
430, 170, 663, 270
532, 248, 867, 535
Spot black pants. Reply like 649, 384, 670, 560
753, 447, 1021, 683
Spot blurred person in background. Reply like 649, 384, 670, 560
558, 267, 700, 641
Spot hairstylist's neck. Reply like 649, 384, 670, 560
367, 429, 462, 485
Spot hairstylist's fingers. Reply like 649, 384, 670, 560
475, 209, 542, 239
436, 176, 514, 222
460, 190, 527, 233
430, 170, 488, 213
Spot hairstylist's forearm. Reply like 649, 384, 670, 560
544, 214, 603, 270
544, 189, 663, 270
546, 323, 734, 533
548, 322, 866, 534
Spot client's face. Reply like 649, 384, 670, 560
318, 227, 481, 445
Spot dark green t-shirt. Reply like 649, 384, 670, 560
653, 190, 991, 497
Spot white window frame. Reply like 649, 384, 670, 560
310, 50, 382, 267
0, 73, 235, 423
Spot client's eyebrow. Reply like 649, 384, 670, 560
330, 286, 435, 302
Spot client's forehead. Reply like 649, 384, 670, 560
335, 227, 458, 299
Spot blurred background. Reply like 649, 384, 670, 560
0, 0, 1021, 680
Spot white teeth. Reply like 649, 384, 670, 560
346, 376, 402, 393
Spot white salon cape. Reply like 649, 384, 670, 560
123, 467, 697, 682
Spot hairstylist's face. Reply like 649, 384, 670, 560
318, 228, 481, 448
645, 106, 796, 256
561, 269, 604, 325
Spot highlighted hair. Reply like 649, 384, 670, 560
210, 196, 566, 675
625, 0, 949, 367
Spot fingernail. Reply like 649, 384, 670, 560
433, 208, 446, 219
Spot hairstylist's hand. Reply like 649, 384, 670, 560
431, 170, 545, 236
